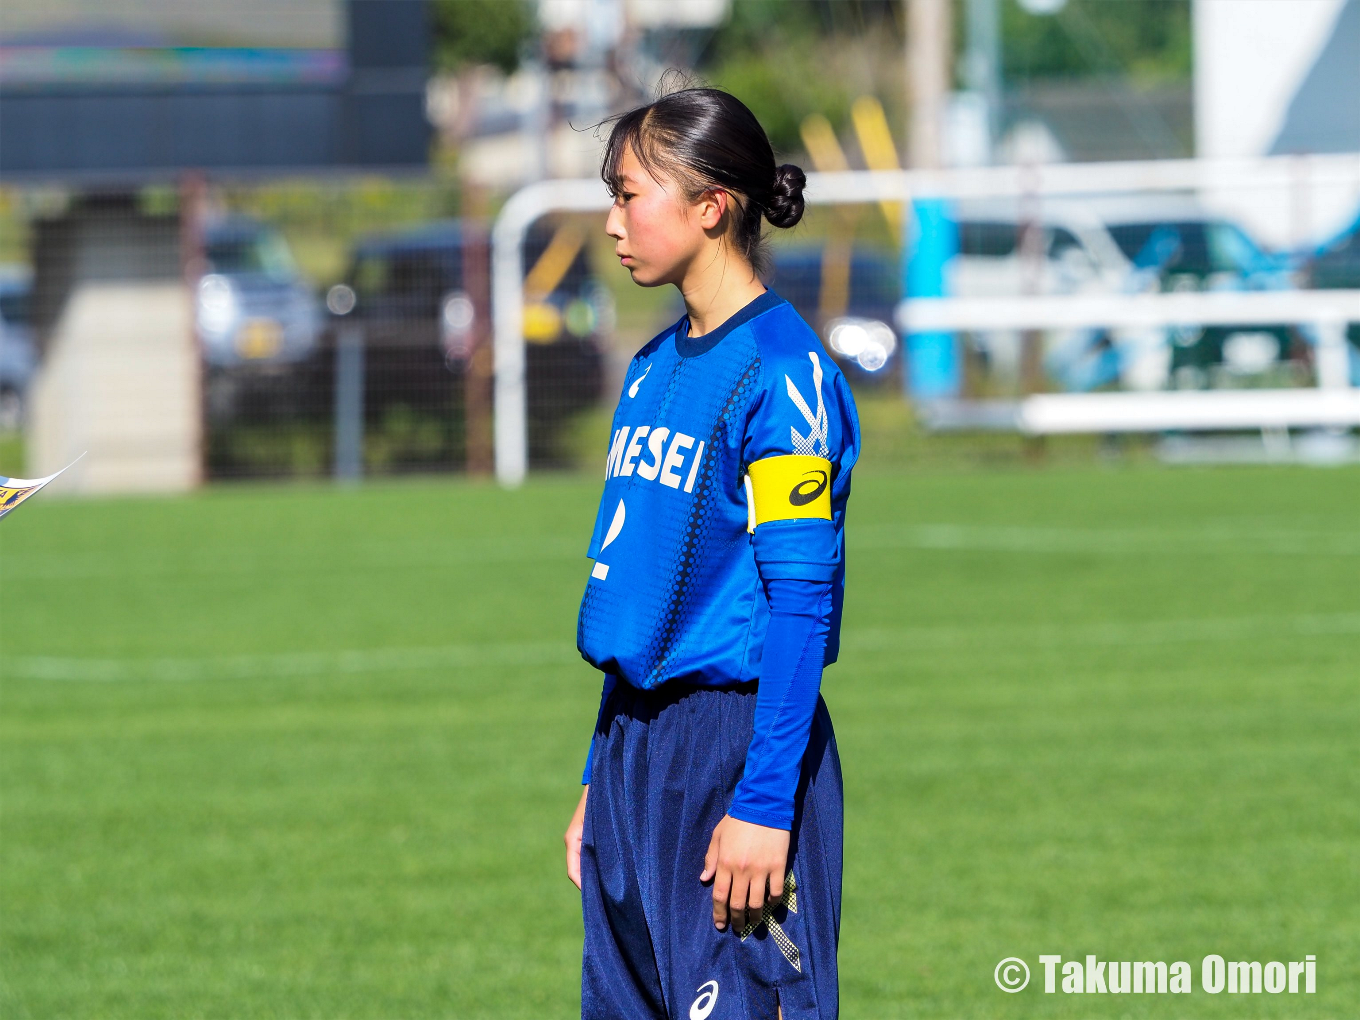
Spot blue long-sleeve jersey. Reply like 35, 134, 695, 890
576, 287, 861, 828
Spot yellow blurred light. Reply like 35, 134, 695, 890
523, 302, 562, 344
799, 113, 850, 174
237, 318, 282, 359
850, 95, 903, 244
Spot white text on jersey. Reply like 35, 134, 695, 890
606, 424, 705, 492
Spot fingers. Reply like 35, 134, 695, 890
702, 816, 791, 932
727, 874, 751, 933
700, 828, 720, 884
567, 845, 582, 889
711, 867, 732, 930
747, 871, 766, 915
768, 866, 785, 903
564, 823, 583, 889
564, 793, 587, 891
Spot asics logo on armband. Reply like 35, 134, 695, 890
604, 422, 706, 493
745, 454, 832, 530
788, 469, 828, 506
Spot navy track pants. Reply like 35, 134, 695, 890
581, 680, 843, 1020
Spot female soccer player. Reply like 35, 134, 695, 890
563, 85, 861, 1020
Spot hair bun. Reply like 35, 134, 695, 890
765, 163, 806, 229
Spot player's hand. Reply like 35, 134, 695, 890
700, 814, 790, 932
564, 785, 589, 890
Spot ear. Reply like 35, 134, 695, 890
696, 188, 728, 231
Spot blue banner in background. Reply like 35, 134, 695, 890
903, 198, 961, 400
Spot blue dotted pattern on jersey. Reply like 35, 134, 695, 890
640, 353, 761, 685
577, 324, 763, 689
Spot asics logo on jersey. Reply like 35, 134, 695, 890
605, 424, 706, 492
689, 980, 719, 1020
786, 351, 829, 457
788, 469, 828, 506
627, 363, 651, 398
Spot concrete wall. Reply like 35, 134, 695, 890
29, 282, 201, 494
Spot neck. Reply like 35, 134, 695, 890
677, 249, 767, 337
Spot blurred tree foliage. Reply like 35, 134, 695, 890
432, 0, 536, 74
999, 0, 1191, 85
705, 42, 854, 157
698, 0, 903, 154
698, 0, 1190, 155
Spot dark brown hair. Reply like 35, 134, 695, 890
600, 82, 806, 277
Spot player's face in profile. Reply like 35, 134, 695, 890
605, 142, 708, 288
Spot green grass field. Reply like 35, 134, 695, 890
2, 464, 1357, 1018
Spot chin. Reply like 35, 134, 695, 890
628, 263, 671, 288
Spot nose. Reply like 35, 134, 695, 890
605, 203, 625, 241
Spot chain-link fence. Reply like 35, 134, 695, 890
3, 155, 1357, 490
198, 182, 612, 480
0, 179, 617, 485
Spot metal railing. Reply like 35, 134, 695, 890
490, 154, 1360, 485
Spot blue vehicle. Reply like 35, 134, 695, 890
196, 217, 321, 367
330, 218, 611, 467
0, 267, 34, 430
1303, 207, 1360, 384
1044, 209, 1306, 391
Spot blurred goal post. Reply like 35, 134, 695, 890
492, 154, 1360, 486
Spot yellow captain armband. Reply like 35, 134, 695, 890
744, 454, 833, 533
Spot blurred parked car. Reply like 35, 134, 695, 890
948, 198, 1304, 391
0, 267, 35, 430
328, 218, 610, 464
196, 217, 321, 367
1304, 209, 1360, 291
946, 200, 1134, 389
766, 244, 901, 382
1100, 206, 1304, 386
950, 202, 1130, 299
1303, 208, 1360, 385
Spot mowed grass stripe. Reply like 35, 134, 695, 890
5, 522, 1359, 582
9, 611, 1360, 683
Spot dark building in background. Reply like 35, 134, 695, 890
0, 0, 430, 180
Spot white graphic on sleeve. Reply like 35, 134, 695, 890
627, 363, 652, 398
785, 350, 829, 457
689, 980, 719, 1020
592, 499, 625, 581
